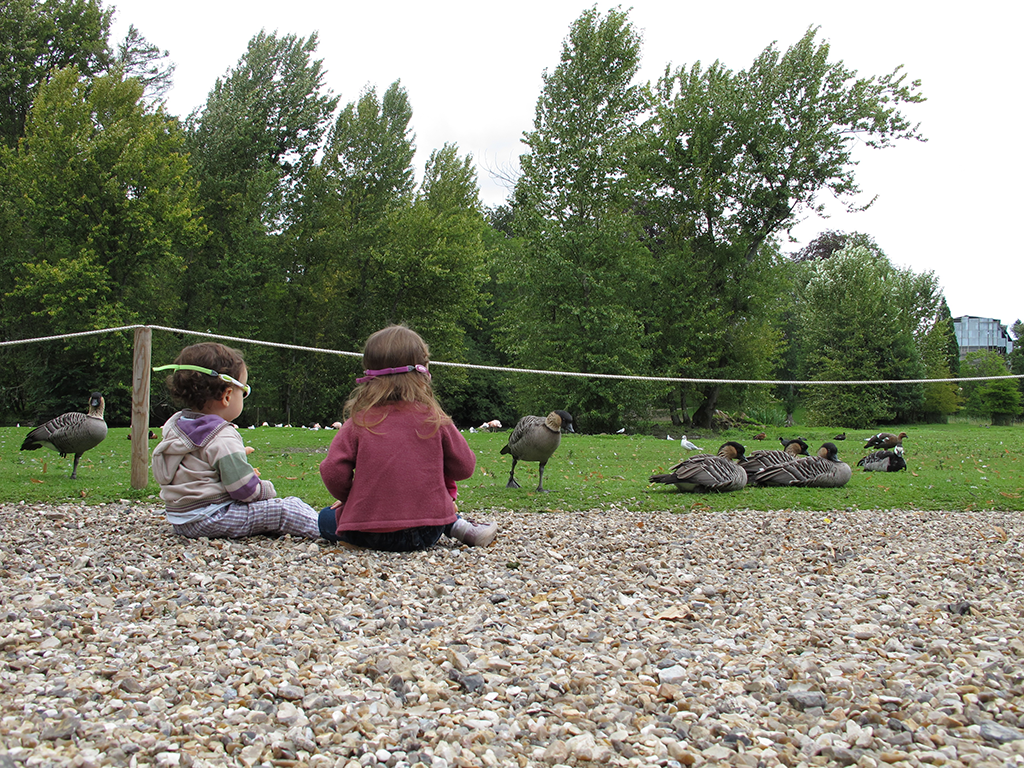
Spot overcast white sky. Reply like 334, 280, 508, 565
109, 0, 1023, 328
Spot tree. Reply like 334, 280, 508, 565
502, 6, 656, 430
645, 27, 925, 426
919, 298, 962, 421
795, 244, 939, 427
0, 0, 113, 147
184, 30, 338, 334
314, 82, 417, 346
961, 350, 1021, 426
0, 67, 204, 423
112, 24, 175, 104
1008, 319, 1024, 396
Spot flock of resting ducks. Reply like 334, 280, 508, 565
649, 431, 908, 493
497, 411, 912, 496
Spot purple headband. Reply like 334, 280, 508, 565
356, 364, 430, 384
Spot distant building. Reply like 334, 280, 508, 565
952, 316, 1014, 359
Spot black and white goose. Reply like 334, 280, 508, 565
501, 410, 574, 492
864, 431, 907, 451
858, 447, 907, 472
753, 442, 852, 488
649, 441, 748, 493
21, 392, 108, 479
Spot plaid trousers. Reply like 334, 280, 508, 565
172, 497, 320, 540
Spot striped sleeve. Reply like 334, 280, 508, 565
209, 429, 276, 503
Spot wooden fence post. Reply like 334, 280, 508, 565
130, 327, 152, 489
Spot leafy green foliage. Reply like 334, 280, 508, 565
0, 0, 113, 146
796, 244, 939, 427
960, 350, 1022, 425
502, 7, 656, 431
643, 28, 925, 427
183, 30, 338, 334
919, 298, 962, 420
0, 67, 203, 423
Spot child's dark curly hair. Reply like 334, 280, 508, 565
166, 342, 246, 411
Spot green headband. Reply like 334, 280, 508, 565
154, 364, 251, 398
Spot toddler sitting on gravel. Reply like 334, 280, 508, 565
152, 342, 321, 540
318, 324, 497, 551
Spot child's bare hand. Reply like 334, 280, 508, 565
330, 500, 343, 511
245, 446, 255, 455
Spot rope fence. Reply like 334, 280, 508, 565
3, 323, 1021, 386
4, 324, 1021, 489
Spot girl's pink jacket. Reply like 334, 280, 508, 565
320, 402, 476, 533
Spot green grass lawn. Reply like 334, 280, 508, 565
1, 422, 1021, 513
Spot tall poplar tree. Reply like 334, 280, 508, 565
184, 31, 338, 334
502, 6, 655, 430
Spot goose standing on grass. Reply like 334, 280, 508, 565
864, 431, 907, 451
501, 410, 574, 492
649, 441, 747, 493
21, 392, 108, 479
858, 447, 907, 472
754, 442, 852, 488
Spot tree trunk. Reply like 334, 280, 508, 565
668, 388, 686, 427
692, 385, 721, 429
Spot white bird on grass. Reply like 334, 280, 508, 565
680, 436, 702, 451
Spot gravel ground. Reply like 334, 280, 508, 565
1, 501, 1023, 768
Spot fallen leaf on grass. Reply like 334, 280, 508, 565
1000, 492, 1020, 499
30, 478, 44, 484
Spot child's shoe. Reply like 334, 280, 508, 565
449, 516, 498, 547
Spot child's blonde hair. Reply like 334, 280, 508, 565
344, 325, 450, 433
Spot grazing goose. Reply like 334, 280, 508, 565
864, 431, 907, 451
21, 392, 108, 479
501, 410, 574, 492
858, 448, 907, 472
649, 441, 747, 493
739, 439, 810, 485
753, 442, 852, 488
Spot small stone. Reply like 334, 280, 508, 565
703, 744, 735, 761
658, 665, 688, 685
41, 715, 80, 740
979, 721, 1024, 743
278, 683, 305, 700
787, 690, 828, 710
543, 739, 569, 763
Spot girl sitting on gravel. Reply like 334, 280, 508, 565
318, 324, 497, 551
152, 342, 322, 540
